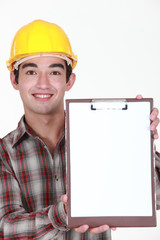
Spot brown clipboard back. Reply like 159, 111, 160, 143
65, 98, 156, 228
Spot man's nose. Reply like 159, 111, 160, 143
37, 72, 50, 88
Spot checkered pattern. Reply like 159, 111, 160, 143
0, 117, 112, 239
155, 151, 160, 210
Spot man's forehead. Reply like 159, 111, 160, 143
21, 56, 66, 69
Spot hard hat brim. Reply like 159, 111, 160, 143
7, 52, 77, 71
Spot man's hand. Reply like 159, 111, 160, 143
61, 194, 116, 234
150, 108, 159, 139
136, 95, 159, 139
60, 194, 68, 213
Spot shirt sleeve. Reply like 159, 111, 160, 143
0, 157, 69, 239
155, 151, 160, 210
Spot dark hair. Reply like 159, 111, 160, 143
14, 60, 72, 84
65, 61, 72, 83
14, 68, 19, 84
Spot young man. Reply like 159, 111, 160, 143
0, 20, 159, 239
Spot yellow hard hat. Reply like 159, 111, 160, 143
6, 19, 77, 71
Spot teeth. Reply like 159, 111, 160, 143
34, 94, 52, 98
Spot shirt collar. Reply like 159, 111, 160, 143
12, 115, 66, 148
12, 116, 30, 147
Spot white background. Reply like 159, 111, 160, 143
0, 0, 159, 239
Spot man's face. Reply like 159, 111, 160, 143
10, 56, 75, 117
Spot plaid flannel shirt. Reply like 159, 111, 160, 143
155, 152, 160, 209
0, 116, 112, 240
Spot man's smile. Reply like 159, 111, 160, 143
32, 93, 54, 101
33, 94, 53, 98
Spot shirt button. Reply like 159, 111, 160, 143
55, 175, 59, 181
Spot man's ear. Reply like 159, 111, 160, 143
10, 71, 19, 90
66, 73, 76, 92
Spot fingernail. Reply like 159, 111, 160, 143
84, 225, 89, 231
104, 225, 109, 231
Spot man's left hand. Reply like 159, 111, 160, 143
136, 95, 159, 139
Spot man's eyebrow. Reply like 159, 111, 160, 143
22, 63, 38, 69
21, 63, 65, 69
49, 63, 64, 69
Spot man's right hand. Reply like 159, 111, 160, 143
60, 194, 116, 234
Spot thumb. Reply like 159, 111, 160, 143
60, 194, 68, 204
136, 94, 143, 99
60, 194, 68, 213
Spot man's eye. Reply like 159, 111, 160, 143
50, 71, 60, 75
26, 71, 37, 75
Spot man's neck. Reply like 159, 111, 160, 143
25, 110, 65, 154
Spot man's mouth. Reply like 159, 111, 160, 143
33, 94, 53, 98
32, 94, 54, 101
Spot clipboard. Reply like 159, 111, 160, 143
65, 98, 156, 228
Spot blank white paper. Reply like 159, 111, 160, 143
68, 101, 152, 217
